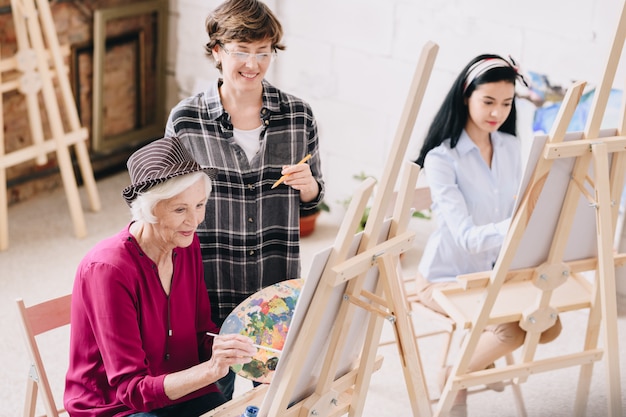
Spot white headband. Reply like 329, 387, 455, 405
463, 56, 528, 93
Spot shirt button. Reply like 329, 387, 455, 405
248, 184, 254, 190
248, 217, 254, 223
264, 120, 270, 126
249, 250, 255, 256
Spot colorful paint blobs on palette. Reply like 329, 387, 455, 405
220, 278, 304, 383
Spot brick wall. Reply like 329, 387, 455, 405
1, 0, 162, 205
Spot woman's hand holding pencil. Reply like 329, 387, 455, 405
271, 154, 312, 189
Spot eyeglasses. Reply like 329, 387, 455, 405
220, 45, 276, 63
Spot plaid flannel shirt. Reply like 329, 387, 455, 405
165, 79, 324, 325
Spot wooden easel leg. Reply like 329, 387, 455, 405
0, 60, 7, 251
590, 143, 623, 416
11, 1, 48, 166
377, 254, 432, 417
13, 0, 89, 238
0, 163, 7, 251
34, 0, 100, 212
433, 307, 491, 417
73, 142, 101, 212
432, 365, 458, 416
504, 353, 527, 417
573, 282, 600, 416
350, 282, 388, 417
57, 147, 88, 238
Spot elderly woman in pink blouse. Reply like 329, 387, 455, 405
64, 137, 256, 417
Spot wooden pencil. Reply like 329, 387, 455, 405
271, 154, 312, 189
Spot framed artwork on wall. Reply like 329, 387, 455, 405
91, 0, 167, 153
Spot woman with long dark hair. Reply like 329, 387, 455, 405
414, 54, 561, 417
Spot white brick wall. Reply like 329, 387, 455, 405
167, 0, 625, 221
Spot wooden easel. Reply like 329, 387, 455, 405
431, 3, 626, 416
0, 0, 100, 251
204, 41, 439, 417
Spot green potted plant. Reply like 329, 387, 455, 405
299, 200, 330, 237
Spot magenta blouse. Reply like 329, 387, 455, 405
64, 224, 221, 416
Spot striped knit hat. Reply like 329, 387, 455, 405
122, 136, 217, 205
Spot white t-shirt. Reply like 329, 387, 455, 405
233, 125, 263, 162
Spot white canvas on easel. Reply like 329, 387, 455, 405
509, 129, 618, 270
258, 221, 392, 414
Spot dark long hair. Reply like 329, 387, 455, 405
415, 54, 519, 167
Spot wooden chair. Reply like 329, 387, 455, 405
16, 294, 72, 417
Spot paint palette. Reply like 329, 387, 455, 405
220, 278, 304, 383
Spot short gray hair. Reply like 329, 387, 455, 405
130, 172, 212, 223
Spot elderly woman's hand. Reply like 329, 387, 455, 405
207, 334, 257, 379
162, 333, 255, 401
281, 162, 319, 203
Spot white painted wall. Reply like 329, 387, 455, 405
166, 0, 625, 223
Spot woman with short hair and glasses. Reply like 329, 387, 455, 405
413, 54, 562, 417
164, 0, 325, 400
